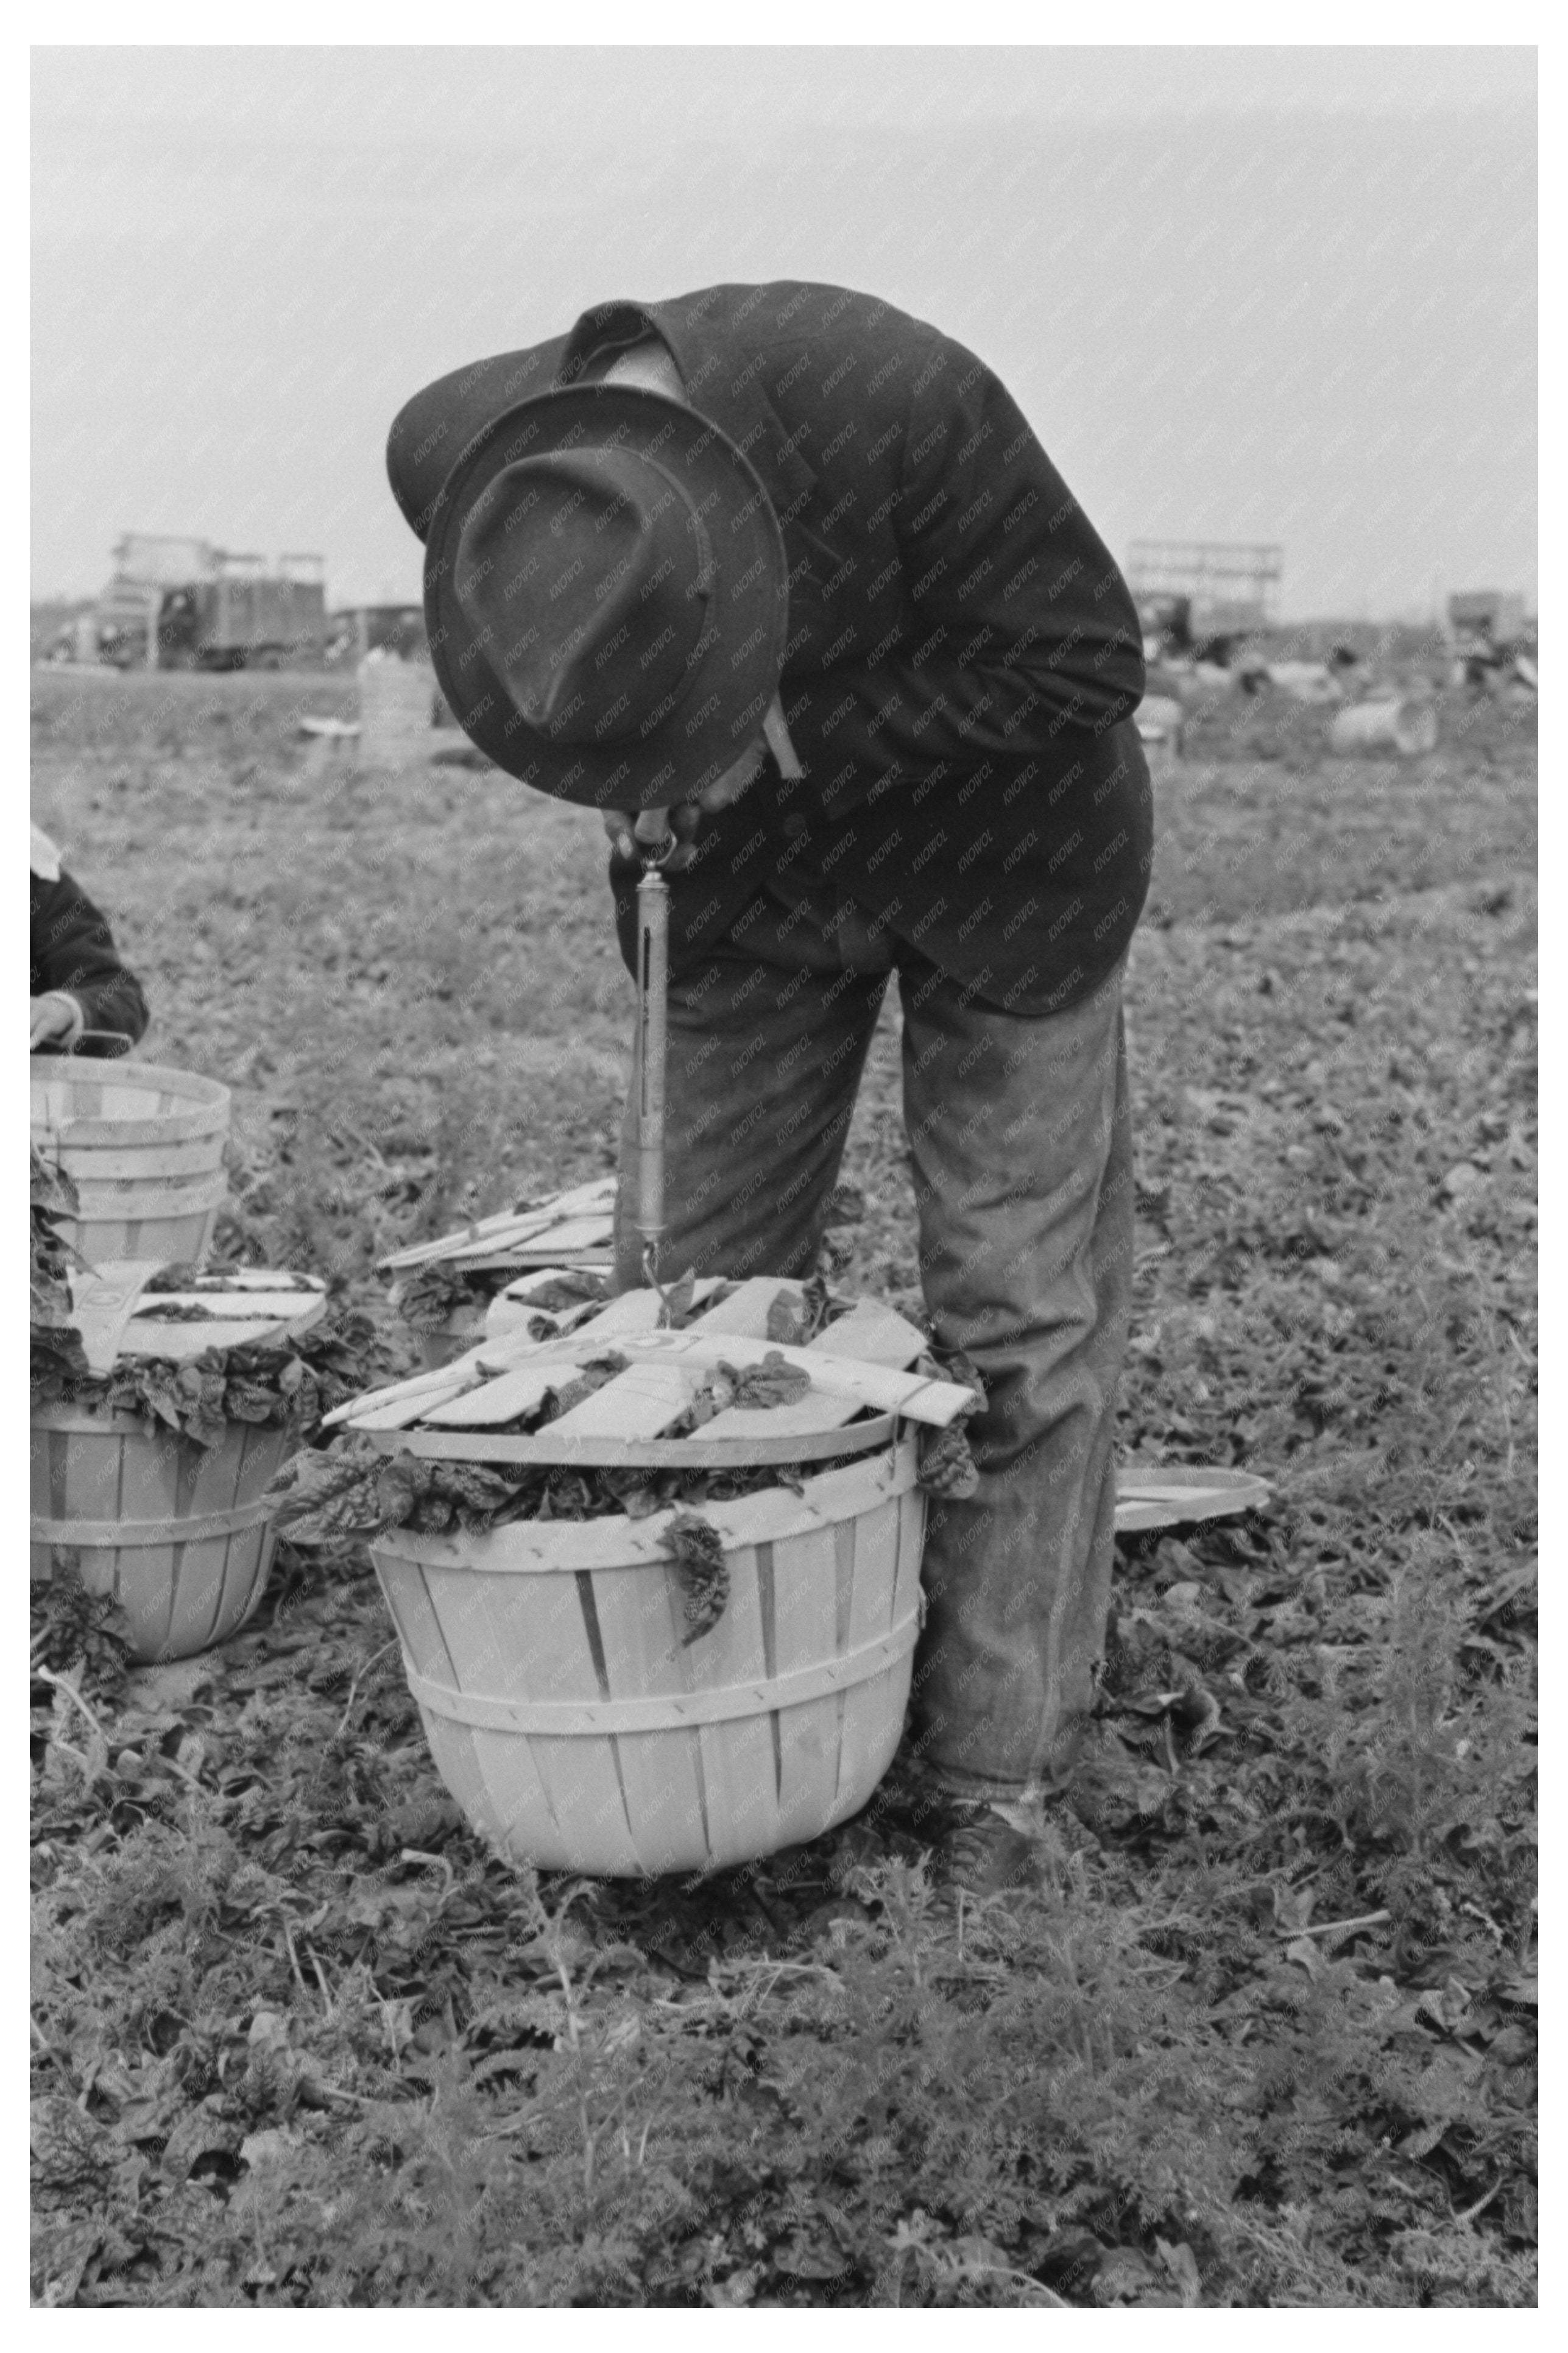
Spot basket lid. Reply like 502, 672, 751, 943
328, 1276, 967, 1468
120, 1265, 328, 1359
378, 1174, 616, 1276
1113, 1463, 1273, 1532
68, 1262, 329, 1366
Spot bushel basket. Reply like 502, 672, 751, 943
372, 1438, 925, 1877
31, 1404, 290, 1664
31, 1056, 230, 1268
330, 1273, 975, 1875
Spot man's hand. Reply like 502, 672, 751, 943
602, 692, 799, 872
30, 991, 84, 1050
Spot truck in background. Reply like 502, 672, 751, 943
1127, 540, 1285, 669
88, 536, 329, 671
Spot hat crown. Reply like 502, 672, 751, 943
412, 380, 787, 809
453, 445, 712, 748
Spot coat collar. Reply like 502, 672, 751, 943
559, 286, 818, 524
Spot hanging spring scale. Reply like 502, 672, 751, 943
629, 711, 797, 1298
635, 829, 677, 1297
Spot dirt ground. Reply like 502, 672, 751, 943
30, 668, 1537, 2307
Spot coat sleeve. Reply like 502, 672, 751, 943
30, 871, 150, 1053
783, 347, 1145, 784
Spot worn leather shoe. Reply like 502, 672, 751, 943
928, 1801, 1053, 1896
876, 1764, 1058, 1895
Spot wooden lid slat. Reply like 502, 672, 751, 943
541, 1358, 702, 1441
455, 1214, 613, 1262
681, 1275, 795, 1338
455, 1248, 615, 1275
697, 1392, 858, 1445
807, 1296, 928, 1369
377, 1177, 616, 1271
421, 1361, 580, 1430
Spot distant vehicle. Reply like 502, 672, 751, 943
88, 537, 328, 671
324, 604, 428, 667
1128, 541, 1284, 667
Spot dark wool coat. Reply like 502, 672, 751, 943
388, 281, 1152, 1016
30, 869, 150, 1055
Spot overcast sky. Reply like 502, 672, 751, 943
32, 45, 1536, 618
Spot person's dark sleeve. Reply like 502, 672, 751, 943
783, 349, 1145, 782
30, 870, 150, 1053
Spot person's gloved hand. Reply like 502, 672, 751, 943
602, 692, 800, 874
30, 991, 85, 1050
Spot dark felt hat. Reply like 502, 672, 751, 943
407, 384, 788, 810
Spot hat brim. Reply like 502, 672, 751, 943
423, 386, 788, 811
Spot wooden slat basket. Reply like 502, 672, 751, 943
373, 1440, 925, 1877
30, 1266, 327, 1663
334, 1272, 970, 1875
31, 1056, 230, 1269
31, 1406, 291, 1665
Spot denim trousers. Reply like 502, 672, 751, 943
612, 886, 1134, 1797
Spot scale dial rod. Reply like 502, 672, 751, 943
635, 860, 671, 1279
